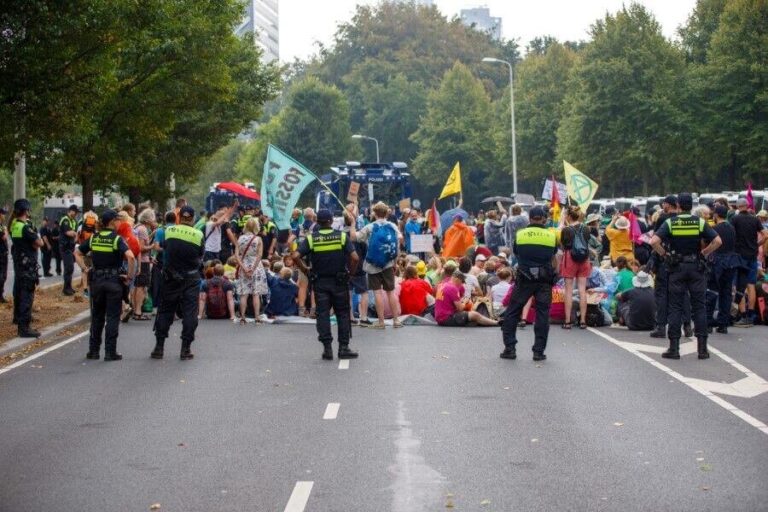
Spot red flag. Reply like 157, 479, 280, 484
627, 210, 643, 244
427, 199, 441, 235
550, 176, 561, 223
747, 183, 754, 210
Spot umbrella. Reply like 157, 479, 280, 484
481, 196, 514, 204
440, 207, 468, 236
216, 182, 261, 201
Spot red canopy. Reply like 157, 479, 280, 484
216, 182, 261, 200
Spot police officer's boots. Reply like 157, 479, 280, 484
180, 341, 194, 360
150, 339, 165, 359
104, 339, 122, 361
86, 341, 100, 360
337, 343, 358, 359
322, 343, 333, 361
697, 337, 710, 360
18, 327, 41, 339
662, 339, 680, 360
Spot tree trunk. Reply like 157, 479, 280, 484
81, 170, 94, 211
128, 187, 141, 206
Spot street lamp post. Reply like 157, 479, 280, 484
351, 134, 380, 163
482, 57, 518, 197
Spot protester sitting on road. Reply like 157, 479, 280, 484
198, 264, 235, 320
617, 271, 656, 330
435, 271, 498, 327
470, 253, 486, 276
265, 268, 299, 317
606, 214, 634, 264
425, 256, 442, 287
458, 257, 481, 299
399, 265, 434, 316
489, 267, 513, 315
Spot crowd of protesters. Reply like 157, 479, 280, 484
2, 193, 767, 337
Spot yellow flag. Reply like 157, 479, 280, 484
438, 162, 462, 200
563, 161, 599, 209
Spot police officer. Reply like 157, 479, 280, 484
0, 207, 8, 303
292, 209, 359, 361
650, 193, 721, 360
500, 206, 558, 361
151, 205, 204, 361
75, 209, 136, 361
59, 204, 79, 296
10, 199, 44, 338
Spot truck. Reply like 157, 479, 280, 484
315, 161, 413, 216
205, 182, 260, 214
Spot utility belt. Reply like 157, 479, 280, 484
312, 271, 349, 286
163, 267, 200, 282
13, 252, 40, 280
91, 268, 121, 280
666, 252, 706, 272
517, 265, 556, 285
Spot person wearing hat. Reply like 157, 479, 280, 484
59, 204, 80, 296
706, 205, 738, 334
151, 205, 205, 361
731, 198, 768, 327
616, 271, 656, 331
500, 205, 558, 361
0, 207, 8, 302
605, 214, 633, 264
757, 209, 768, 229
293, 208, 360, 361
75, 210, 136, 360
9, 199, 44, 337
585, 213, 604, 267
650, 192, 722, 360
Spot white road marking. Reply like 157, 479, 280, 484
323, 402, 340, 420
284, 481, 313, 512
0, 331, 88, 377
589, 328, 768, 436
338, 360, 349, 370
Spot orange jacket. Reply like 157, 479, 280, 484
442, 221, 474, 259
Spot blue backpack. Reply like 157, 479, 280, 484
365, 222, 398, 268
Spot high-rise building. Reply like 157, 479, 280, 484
235, 0, 279, 63
459, 6, 502, 41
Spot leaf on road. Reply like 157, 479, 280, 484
150, 504, 161, 511
177, 443, 186, 447
480, 499, 491, 505
696, 457, 705, 462
179, 380, 185, 383
700, 463, 713, 472
266, 369, 271, 373
701, 486, 711, 491
613, 422, 624, 427
535, 364, 543, 368
445, 499, 455, 508
503, 387, 510, 390
440, 411, 450, 415
531, 438, 539, 443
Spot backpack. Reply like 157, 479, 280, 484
585, 304, 606, 327
365, 222, 398, 268
205, 278, 228, 319
570, 225, 589, 263
78, 217, 97, 244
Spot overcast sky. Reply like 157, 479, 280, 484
278, 0, 697, 62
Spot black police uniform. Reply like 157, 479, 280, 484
39, 223, 53, 276
152, 223, 204, 360
0, 220, 8, 301
297, 227, 357, 359
651, 211, 691, 338
79, 229, 130, 360
706, 220, 737, 333
11, 216, 40, 336
654, 212, 719, 359
59, 214, 77, 293
501, 223, 557, 360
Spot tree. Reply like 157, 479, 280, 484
679, 0, 728, 64
411, 62, 498, 206
556, 3, 686, 196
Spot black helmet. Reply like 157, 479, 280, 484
13, 199, 31, 213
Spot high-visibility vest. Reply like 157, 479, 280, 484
515, 226, 557, 248
307, 229, 346, 253
165, 224, 203, 246
89, 230, 121, 253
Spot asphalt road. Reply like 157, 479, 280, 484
1, 318, 767, 512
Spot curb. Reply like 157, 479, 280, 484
0, 309, 91, 358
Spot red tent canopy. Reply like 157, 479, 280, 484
216, 182, 260, 200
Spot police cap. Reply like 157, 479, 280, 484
179, 205, 195, 219
100, 209, 118, 226
678, 193, 693, 211
13, 199, 31, 213
316, 209, 333, 223
529, 206, 547, 220
68, 204, 80, 213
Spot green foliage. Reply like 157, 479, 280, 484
679, 0, 728, 64
556, 3, 686, 196
411, 62, 498, 206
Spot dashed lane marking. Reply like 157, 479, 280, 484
589, 328, 768, 436
0, 331, 89, 377
284, 481, 313, 512
323, 402, 340, 420
338, 359, 349, 370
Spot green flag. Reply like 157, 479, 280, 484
261, 145, 319, 230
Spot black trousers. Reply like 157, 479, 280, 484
13, 272, 36, 331
151, 263, 163, 308
654, 264, 690, 331
89, 277, 123, 354
668, 262, 708, 341
61, 247, 74, 290
501, 277, 552, 354
706, 262, 735, 328
41, 249, 52, 275
155, 277, 199, 345
314, 277, 351, 346
0, 251, 7, 296
52, 247, 62, 274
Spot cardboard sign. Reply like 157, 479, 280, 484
347, 181, 360, 202
398, 198, 412, 212
410, 234, 435, 253
542, 179, 568, 204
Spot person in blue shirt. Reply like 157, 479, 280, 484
404, 209, 423, 254
265, 267, 299, 317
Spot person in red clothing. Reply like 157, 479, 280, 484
116, 211, 142, 321
399, 265, 434, 316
